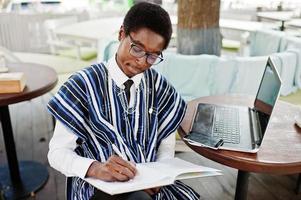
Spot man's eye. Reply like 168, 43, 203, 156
148, 55, 158, 61
132, 45, 143, 53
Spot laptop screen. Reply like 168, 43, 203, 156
254, 58, 282, 133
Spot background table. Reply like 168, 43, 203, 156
0, 63, 57, 200
54, 17, 123, 61
178, 95, 301, 200
54, 17, 123, 44
287, 19, 301, 29
256, 11, 294, 31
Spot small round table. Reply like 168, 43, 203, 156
0, 63, 57, 200
178, 95, 301, 200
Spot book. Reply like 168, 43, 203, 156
84, 157, 221, 195
0, 72, 26, 93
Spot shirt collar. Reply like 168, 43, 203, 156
106, 55, 143, 88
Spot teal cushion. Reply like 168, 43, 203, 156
155, 53, 218, 101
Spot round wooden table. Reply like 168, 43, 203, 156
0, 63, 57, 200
178, 95, 301, 200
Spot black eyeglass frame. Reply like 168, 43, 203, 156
128, 34, 164, 65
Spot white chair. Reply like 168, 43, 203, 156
44, 17, 97, 61
0, 46, 21, 63
0, 13, 48, 53
249, 29, 285, 56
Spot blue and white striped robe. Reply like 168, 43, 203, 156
47, 63, 200, 200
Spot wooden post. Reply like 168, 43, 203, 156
177, 0, 221, 56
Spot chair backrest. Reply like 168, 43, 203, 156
279, 36, 301, 52
154, 53, 220, 101
0, 13, 28, 52
154, 50, 299, 101
249, 29, 285, 56
230, 55, 268, 95
286, 49, 301, 88
270, 50, 298, 96
0, 13, 79, 53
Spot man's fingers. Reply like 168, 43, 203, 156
144, 189, 155, 196
110, 155, 137, 175
144, 187, 160, 196
112, 163, 136, 179
106, 158, 136, 180
152, 187, 160, 193
110, 167, 133, 181
86, 157, 137, 182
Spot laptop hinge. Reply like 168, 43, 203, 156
249, 108, 263, 147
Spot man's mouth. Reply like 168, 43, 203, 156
127, 64, 141, 74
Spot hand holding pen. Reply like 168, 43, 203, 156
86, 144, 137, 182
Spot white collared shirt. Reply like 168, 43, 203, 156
48, 57, 175, 178
106, 56, 142, 107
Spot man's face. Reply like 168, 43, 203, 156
116, 27, 165, 77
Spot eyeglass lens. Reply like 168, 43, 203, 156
130, 44, 162, 65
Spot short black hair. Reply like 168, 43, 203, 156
123, 2, 172, 50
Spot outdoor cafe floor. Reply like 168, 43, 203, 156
0, 94, 300, 200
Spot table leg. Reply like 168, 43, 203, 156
280, 21, 285, 31
295, 173, 301, 194
0, 106, 48, 200
0, 106, 21, 183
234, 170, 250, 200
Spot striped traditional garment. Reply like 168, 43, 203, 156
47, 62, 200, 200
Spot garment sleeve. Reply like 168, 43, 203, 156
48, 121, 95, 179
155, 73, 187, 142
47, 72, 91, 142
156, 132, 175, 161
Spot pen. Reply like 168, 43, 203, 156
112, 144, 128, 160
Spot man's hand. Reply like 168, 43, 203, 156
86, 155, 137, 182
144, 187, 161, 196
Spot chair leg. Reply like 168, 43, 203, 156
295, 173, 301, 194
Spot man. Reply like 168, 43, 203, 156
47, 2, 199, 200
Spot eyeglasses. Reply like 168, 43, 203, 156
128, 35, 163, 65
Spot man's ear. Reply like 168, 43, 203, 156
118, 26, 125, 41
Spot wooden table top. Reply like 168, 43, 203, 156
0, 62, 57, 106
178, 95, 301, 174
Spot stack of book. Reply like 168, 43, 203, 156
0, 72, 26, 94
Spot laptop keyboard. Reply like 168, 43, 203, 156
213, 106, 240, 144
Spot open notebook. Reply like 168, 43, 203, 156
84, 157, 221, 195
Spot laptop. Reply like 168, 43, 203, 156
184, 57, 282, 153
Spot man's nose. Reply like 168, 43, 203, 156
135, 56, 147, 65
